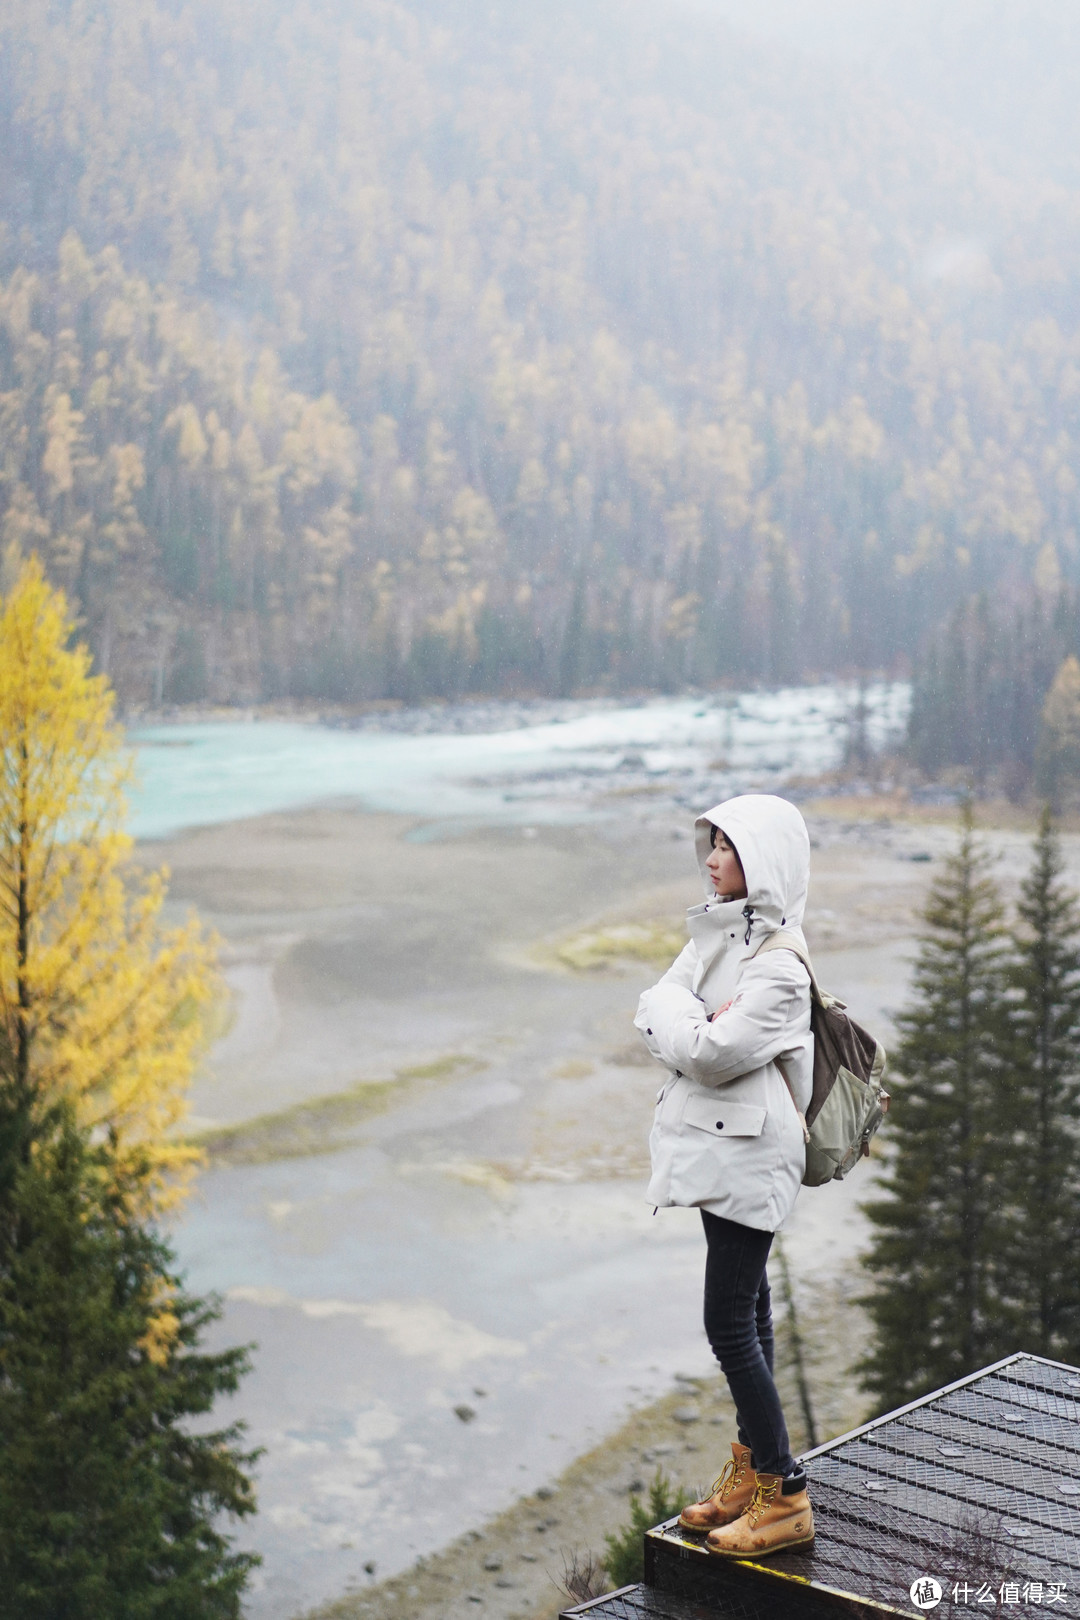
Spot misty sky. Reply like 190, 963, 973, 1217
692, 0, 1080, 186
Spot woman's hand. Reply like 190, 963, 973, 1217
710, 999, 734, 1022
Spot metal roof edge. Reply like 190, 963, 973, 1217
645, 1520, 921, 1617
798, 1351, 1039, 1463
1004, 1350, 1080, 1374
560, 1584, 640, 1616
734, 1560, 919, 1617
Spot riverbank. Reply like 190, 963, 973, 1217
305, 1317, 868, 1620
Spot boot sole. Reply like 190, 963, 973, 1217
706, 1531, 815, 1558
678, 1512, 745, 1532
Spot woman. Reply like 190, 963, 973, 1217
634, 792, 815, 1557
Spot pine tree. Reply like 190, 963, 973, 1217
1002, 807, 1080, 1358
557, 565, 588, 697
0, 1109, 259, 1618
859, 808, 1018, 1408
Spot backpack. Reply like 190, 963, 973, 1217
754, 930, 889, 1187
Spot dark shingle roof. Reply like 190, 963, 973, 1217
794, 1348, 1080, 1609
565, 1353, 1080, 1619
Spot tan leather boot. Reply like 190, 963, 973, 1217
704, 1471, 814, 1556
678, 1443, 756, 1531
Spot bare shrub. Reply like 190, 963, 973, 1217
558, 1548, 611, 1606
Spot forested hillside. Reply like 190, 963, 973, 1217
2, 0, 1080, 705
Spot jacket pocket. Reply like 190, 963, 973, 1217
682, 1094, 766, 1138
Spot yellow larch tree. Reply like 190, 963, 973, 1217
0, 552, 219, 1208
1036, 654, 1080, 809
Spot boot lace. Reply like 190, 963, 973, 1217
706, 1456, 746, 1504
744, 1475, 779, 1528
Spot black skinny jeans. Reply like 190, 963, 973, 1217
701, 1209, 796, 1479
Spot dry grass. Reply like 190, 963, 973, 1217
801, 786, 1080, 834
190, 1055, 484, 1165
546, 920, 685, 974
558, 1549, 611, 1607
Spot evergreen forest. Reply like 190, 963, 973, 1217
861, 808, 1080, 1407
4, 0, 1080, 717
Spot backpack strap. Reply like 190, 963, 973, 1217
753, 928, 819, 1002
752, 930, 813, 1144
753, 928, 845, 1013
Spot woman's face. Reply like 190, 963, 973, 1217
706, 826, 748, 900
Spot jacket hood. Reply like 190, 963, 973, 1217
694, 794, 810, 936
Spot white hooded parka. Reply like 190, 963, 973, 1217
634, 794, 814, 1232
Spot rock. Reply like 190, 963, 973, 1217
520, 1553, 538, 1563
536, 1485, 554, 1499
454, 1404, 477, 1423
467, 1594, 484, 1604
672, 1407, 701, 1424
627, 1478, 645, 1493
483, 1557, 502, 1572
